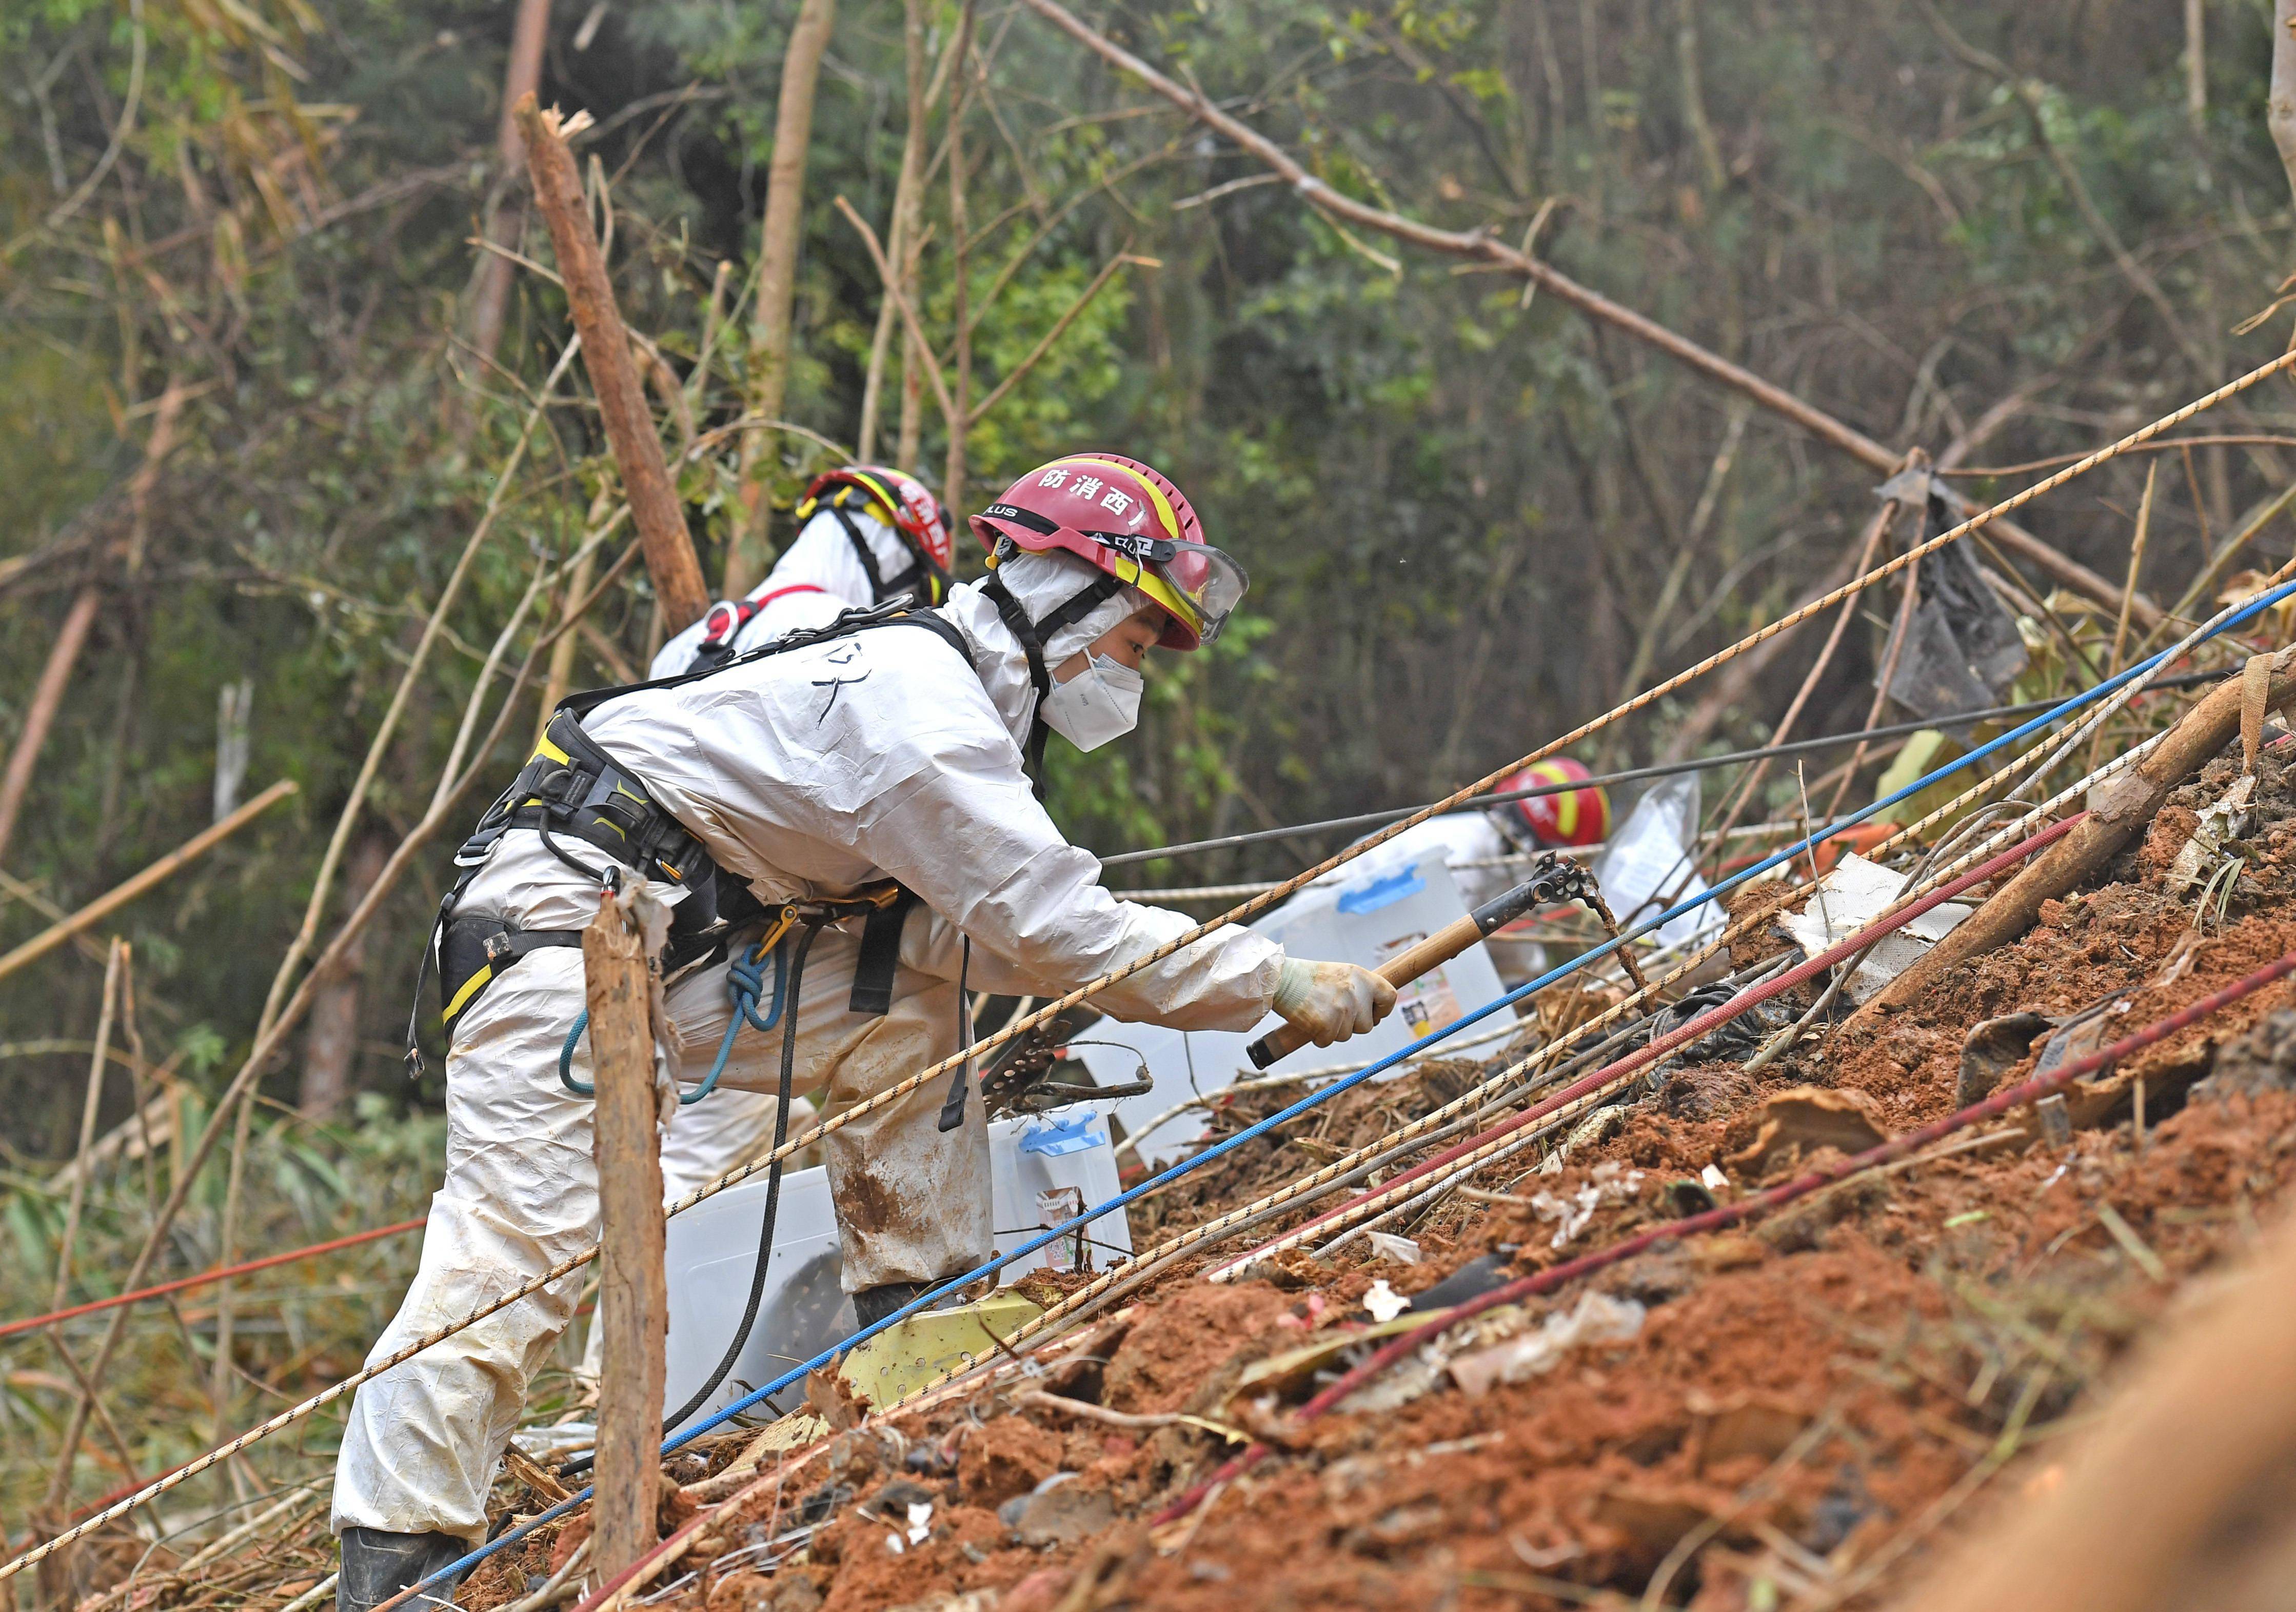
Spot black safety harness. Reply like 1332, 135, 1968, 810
407, 599, 966, 1073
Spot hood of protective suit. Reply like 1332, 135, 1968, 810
940, 550, 1152, 750
778, 505, 913, 595
649, 506, 918, 680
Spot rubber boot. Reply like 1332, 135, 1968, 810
851, 1281, 926, 1329
337, 1527, 469, 1612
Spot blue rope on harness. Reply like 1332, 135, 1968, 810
559, 933, 789, 1105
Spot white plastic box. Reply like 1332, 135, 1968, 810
659, 1111, 1130, 1431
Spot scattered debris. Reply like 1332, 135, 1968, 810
1726, 1086, 1889, 1178
1529, 1161, 1646, 1247
1446, 1292, 1648, 1397
1782, 851, 1972, 1001
1361, 1279, 1409, 1323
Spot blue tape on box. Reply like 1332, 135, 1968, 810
1019, 1113, 1105, 1156
1337, 867, 1426, 915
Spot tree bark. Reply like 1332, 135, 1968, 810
857, 0, 928, 464
466, 0, 554, 367
2187, 0, 2207, 135
895, 0, 932, 473
942, 3, 975, 517
1858, 649, 2296, 1022
727, 0, 838, 596
298, 829, 389, 1119
515, 95, 711, 630
584, 888, 666, 1581
2274, 0, 2296, 209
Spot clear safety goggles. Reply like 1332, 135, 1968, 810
1087, 529, 1251, 644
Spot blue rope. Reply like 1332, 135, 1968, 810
395, 580, 2296, 1602
558, 935, 788, 1104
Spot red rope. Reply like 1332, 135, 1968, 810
0, 1214, 426, 1341
1157, 944, 2296, 1524
1208, 812, 2085, 1277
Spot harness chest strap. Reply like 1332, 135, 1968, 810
414, 605, 971, 1067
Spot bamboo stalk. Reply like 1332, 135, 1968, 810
943, 1, 975, 516
50, 941, 125, 1312
0, 586, 103, 868
466, 0, 555, 366
0, 781, 296, 987
726, 0, 838, 596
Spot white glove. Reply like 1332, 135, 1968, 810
1272, 957, 1398, 1047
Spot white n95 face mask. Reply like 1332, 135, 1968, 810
1039, 653, 1144, 752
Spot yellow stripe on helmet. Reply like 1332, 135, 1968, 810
1071, 455, 1181, 544
1079, 457, 1205, 633
844, 470, 902, 525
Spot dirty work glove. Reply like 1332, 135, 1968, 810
1272, 957, 1397, 1048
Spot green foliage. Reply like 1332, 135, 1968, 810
1, 0, 2292, 1229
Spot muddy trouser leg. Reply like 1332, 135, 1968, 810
331, 948, 598, 1542
636, 927, 990, 1298
752, 930, 991, 1294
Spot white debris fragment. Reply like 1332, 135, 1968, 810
1363, 1279, 1410, 1323
906, 1501, 934, 1545
884, 1531, 905, 1555
1447, 1293, 1647, 1397
1699, 1164, 1730, 1192
1364, 1231, 1423, 1265
2169, 773, 2257, 894
1780, 853, 1972, 1002
1530, 1161, 1645, 1249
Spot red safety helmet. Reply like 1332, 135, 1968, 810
1497, 758, 1612, 848
797, 466, 954, 604
971, 453, 1248, 650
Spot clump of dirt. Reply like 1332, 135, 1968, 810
957, 1415, 1062, 1506
1101, 1281, 1295, 1415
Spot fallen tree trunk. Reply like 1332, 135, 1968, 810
514, 94, 711, 631
1858, 648, 2296, 1020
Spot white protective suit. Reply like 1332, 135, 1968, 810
640, 505, 923, 1217
333, 552, 1283, 1542
647, 503, 920, 680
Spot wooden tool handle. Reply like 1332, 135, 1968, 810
1243, 867, 1566, 1071
1245, 912, 1481, 1069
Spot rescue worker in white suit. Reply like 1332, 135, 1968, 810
331, 453, 1397, 1610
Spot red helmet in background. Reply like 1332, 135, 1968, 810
971, 453, 1248, 650
1497, 758, 1612, 848
799, 466, 954, 603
